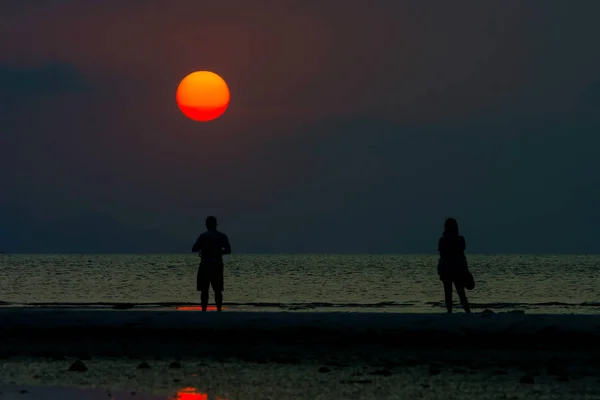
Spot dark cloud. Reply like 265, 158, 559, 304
1, 1, 600, 253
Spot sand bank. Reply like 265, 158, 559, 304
1, 308, 599, 358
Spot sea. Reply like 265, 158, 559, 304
0, 254, 598, 314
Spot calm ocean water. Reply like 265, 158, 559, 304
0, 254, 598, 314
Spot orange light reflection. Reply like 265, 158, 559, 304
176, 306, 227, 311
169, 387, 228, 400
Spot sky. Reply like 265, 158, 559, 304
1, 1, 600, 253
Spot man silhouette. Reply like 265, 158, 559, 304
192, 216, 231, 312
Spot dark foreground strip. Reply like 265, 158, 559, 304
0, 325, 598, 358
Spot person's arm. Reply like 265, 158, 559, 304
222, 235, 232, 255
192, 236, 201, 252
460, 235, 466, 251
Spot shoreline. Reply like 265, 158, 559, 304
0, 299, 598, 317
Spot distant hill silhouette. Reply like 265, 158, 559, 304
0, 209, 186, 253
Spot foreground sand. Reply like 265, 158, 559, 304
1, 309, 600, 399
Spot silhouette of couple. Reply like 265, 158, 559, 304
192, 216, 472, 313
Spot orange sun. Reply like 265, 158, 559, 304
176, 71, 230, 122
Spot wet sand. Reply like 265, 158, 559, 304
2, 353, 600, 399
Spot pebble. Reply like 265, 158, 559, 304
137, 362, 151, 370
520, 375, 534, 384
68, 360, 88, 372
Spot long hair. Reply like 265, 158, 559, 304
443, 218, 459, 236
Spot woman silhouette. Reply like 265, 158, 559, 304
437, 218, 471, 313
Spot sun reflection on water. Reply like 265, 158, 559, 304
169, 387, 228, 400
175, 306, 227, 311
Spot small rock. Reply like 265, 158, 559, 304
325, 360, 346, 367
520, 375, 534, 384
273, 357, 300, 365
518, 363, 534, 371
20, 389, 28, 394
318, 367, 331, 373
421, 384, 430, 388
173, 378, 181, 383
68, 360, 88, 372
168, 361, 181, 369
137, 362, 151, 369
547, 365, 567, 376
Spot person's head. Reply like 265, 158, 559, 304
205, 216, 218, 231
444, 218, 459, 236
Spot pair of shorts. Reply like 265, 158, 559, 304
197, 264, 224, 292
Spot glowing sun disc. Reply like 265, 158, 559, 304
176, 71, 230, 122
